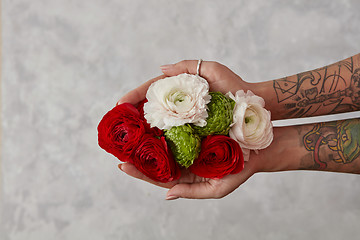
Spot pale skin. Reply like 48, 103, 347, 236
117, 54, 360, 200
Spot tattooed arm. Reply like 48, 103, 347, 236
250, 53, 360, 120
117, 59, 360, 199
120, 55, 360, 120
118, 117, 360, 199
252, 118, 360, 174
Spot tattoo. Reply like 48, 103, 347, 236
273, 57, 360, 117
302, 118, 360, 169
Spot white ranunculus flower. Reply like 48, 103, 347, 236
226, 90, 273, 157
144, 73, 211, 130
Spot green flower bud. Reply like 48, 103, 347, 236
193, 92, 235, 137
164, 125, 201, 168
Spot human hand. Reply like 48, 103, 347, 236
116, 60, 256, 199
119, 159, 256, 200
117, 60, 251, 106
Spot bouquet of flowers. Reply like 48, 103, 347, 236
98, 73, 273, 183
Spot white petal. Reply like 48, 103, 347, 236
144, 73, 210, 129
229, 90, 273, 151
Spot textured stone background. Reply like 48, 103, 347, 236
2, 0, 360, 239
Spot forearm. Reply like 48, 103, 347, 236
253, 118, 360, 174
248, 53, 360, 120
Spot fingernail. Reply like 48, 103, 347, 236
116, 100, 122, 106
165, 195, 179, 201
118, 164, 123, 171
160, 64, 174, 71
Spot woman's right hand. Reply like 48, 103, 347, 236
117, 60, 252, 106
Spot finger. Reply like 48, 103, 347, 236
118, 163, 176, 189
166, 181, 219, 200
166, 176, 238, 200
166, 162, 255, 200
117, 75, 166, 106
160, 60, 218, 80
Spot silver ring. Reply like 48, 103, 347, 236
196, 59, 203, 76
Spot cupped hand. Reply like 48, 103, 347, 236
119, 159, 256, 200
117, 60, 255, 199
117, 60, 251, 106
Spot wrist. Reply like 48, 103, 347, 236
242, 81, 281, 118
250, 126, 302, 173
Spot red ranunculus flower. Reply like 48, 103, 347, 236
189, 135, 244, 179
137, 99, 163, 137
133, 135, 181, 183
98, 103, 147, 163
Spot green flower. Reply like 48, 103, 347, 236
193, 92, 235, 137
164, 125, 201, 168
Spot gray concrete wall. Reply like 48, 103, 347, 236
2, 0, 360, 239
